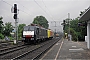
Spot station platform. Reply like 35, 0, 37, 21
40, 38, 90, 60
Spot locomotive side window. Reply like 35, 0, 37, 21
36, 28, 39, 35
29, 26, 34, 31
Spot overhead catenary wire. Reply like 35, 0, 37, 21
41, 0, 68, 22
34, 0, 54, 20
1, 0, 33, 16
42, 0, 54, 20
34, 0, 47, 14
58, 14, 67, 20
1, 0, 68, 22
15, 0, 33, 16
1, 0, 12, 6
1, 0, 34, 26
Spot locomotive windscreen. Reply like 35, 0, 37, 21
23, 26, 34, 31
23, 26, 35, 36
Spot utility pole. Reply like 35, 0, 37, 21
54, 21, 56, 27
68, 13, 71, 41
53, 21, 56, 35
51, 21, 57, 37
68, 13, 70, 35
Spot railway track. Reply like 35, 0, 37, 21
13, 37, 62, 60
0, 37, 62, 60
0, 42, 24, 56
0, 41, 13, 49
0, 40, 22, 49
0, 44, 25, 55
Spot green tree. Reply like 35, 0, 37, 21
63, 18, 71, 33
0, 17, 4, 33
70, 18, 79, 32
70, 18, 86, 41
63, 8, 87, 41
69, 18, 79, 41
0, 17, 4, 39
63, 17, 86, 41
33, 16, 49, 29
18, 24, 26, 39
70, 28, 77, 41
3, 22, 13, 36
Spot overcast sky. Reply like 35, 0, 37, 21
0, 0, 90, 32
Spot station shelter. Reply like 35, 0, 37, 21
79, 6, 90, 49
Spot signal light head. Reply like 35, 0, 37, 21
13, 13, 17, 19
14, 4, 17, 13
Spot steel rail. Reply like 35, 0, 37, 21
0, 45, 26, 56
32, 38, 61, 60
12, 38, 62, 60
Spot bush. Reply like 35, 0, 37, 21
70, 28, 77, 41
0, 33, 4, 39
8, 36, 15, 41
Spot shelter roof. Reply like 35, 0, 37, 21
79, 6, 90, 21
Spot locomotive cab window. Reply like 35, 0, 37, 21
24, 26, 29, 31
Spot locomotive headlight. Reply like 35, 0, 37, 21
32, 35, 34, 37
23, 35, 25, 37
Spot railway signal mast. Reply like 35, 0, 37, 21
11, 4, 18, 44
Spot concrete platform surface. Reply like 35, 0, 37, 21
40, 38, 90, 60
